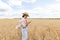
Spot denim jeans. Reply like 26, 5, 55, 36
21, 27, 28, 40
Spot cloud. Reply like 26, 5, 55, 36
0, 1, 14, 18
7, 0, 36, 7
27, 2, 60, 18
45, 3, 60, 18
26, 7, 48, 18
56, 0, 60, 1
0, 1, 12, 11
0, 9, 6, 12
30, 7, 47, 13
47, 3, 60, 13
0, 0, 37, 18
22, 0, 36, 3
7, 0, 22, 6
0, 0, 60, 18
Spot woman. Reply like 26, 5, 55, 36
16, 12, 31, 40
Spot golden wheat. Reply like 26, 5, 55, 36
0, 19, 60, 40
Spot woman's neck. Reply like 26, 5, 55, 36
23, 17, 27, 19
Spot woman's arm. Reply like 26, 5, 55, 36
16, 20, 20, 29
25, 20, 31, 26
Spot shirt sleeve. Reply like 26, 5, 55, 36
16, 20, 21, 29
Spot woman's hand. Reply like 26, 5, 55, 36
28, 21, 31, 24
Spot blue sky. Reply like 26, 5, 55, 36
0, 0, 60, 18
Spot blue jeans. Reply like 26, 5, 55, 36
21, 27, 28, 40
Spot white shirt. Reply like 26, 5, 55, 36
16, 18, 27, 29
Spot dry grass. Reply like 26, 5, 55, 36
0, 18, 60, 40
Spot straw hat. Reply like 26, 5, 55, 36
22, 12, 29, 17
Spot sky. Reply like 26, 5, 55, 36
0, 0, 60, 18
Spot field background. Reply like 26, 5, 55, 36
0, 18, 60, 40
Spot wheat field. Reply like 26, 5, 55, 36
0, 18, 60, 40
